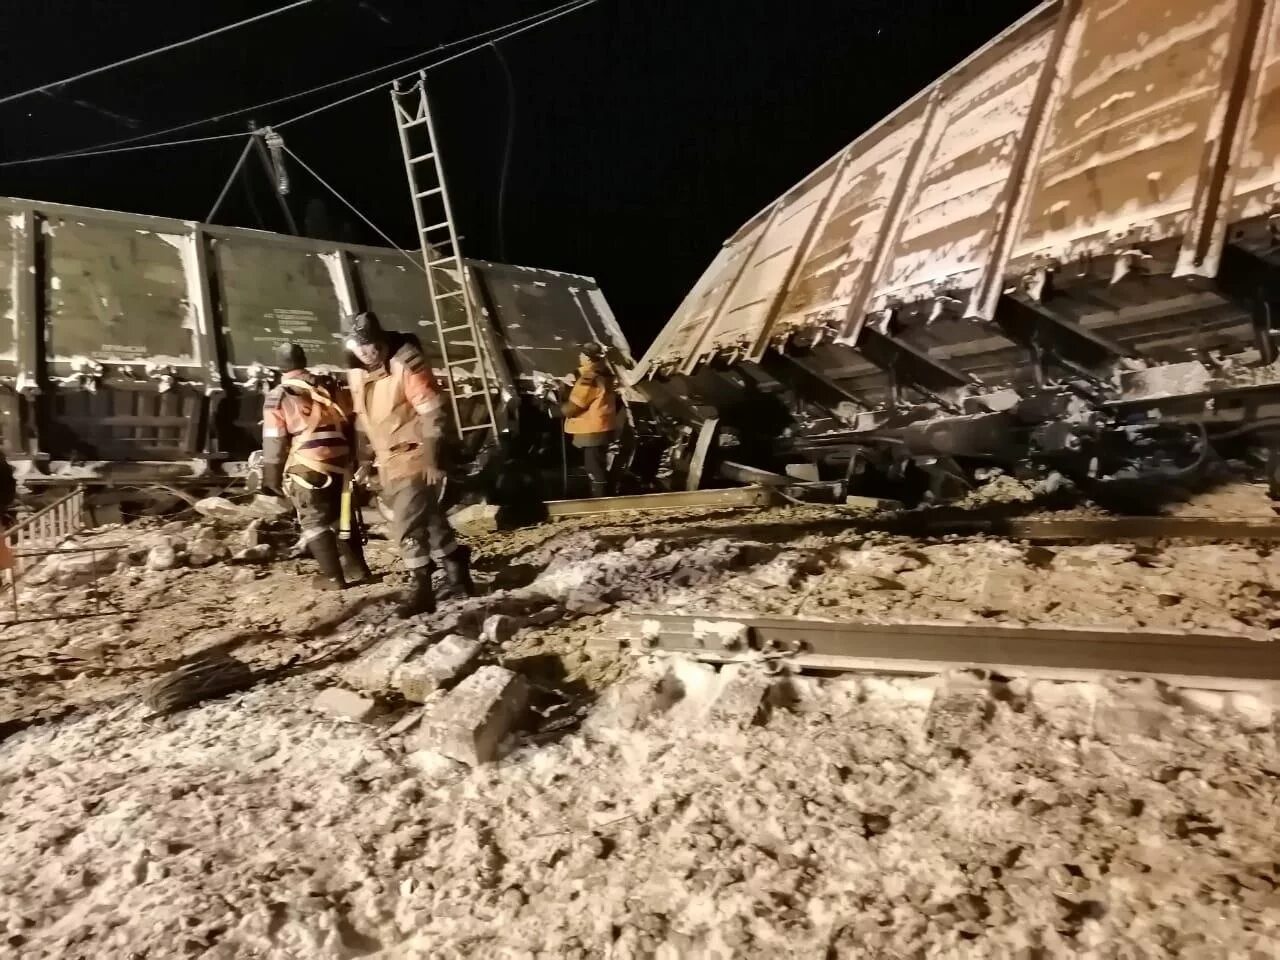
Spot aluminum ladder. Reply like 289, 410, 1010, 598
391, 71, 500, 443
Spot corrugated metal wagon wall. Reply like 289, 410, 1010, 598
634, 0, 1280, 413
0, 198, 627, 483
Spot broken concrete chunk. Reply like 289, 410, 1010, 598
449, 502, 501, 537
707, 663, 773, 727
344, 633, 432, 693
926, 680, 994, 748
481, 615, 519, 645
312, 687, 378, 722
146, 543, 180, 572
410, 665, 528, 765
187, 540, 230, 568
395, 634, 482, 703
1093, 681, 1171, 741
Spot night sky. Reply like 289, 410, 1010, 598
0, 0, 1040, 351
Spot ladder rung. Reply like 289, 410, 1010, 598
447, 356, 482, 366
410, 151, 435, 163
440, 324, 473, 335
460, 423, 495, 433
428, 255, 458, 267
420, 220, 451, 233
433, 288, 464, 301
415, 187, 443, 199
452, 391, 486, 400
401, 116, 429, 129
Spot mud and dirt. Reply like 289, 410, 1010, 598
1, 486, 1278, 958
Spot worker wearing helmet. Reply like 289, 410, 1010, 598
261, 342, 370, 590
259, 343, 371, 591
345, 311, 473, 617
561, 342, 619, 497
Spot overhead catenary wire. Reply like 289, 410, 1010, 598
273, 0, 596, 128
2, 0, 593, 169
280, 144, 425, 274
0, 0, 315, 109
0, 130, 248, 168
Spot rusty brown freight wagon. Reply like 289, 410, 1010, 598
634, 0, 1280, 502
0, 198, 632, 488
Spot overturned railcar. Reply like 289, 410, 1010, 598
634, 0, 1280, 501
0, 197, 631, 487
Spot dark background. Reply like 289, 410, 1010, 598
0, 0, 1039, 351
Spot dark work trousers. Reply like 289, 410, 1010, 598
384, 478, 458, 573
582, 445, 608, 489
287, 471, 343, 545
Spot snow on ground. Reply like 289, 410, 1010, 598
2, 496, 1279, 958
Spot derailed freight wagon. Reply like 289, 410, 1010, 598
0, 197, 633, 491
634, 0, 1280, 503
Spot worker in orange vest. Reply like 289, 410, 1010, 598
261, 342, 370, 589
561, 342, 620, 498
345, 312, 473, 617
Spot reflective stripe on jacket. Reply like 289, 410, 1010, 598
262, 369, 354, 479
348, 340, 445, 485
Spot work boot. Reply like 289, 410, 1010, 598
435, 546, 476, 602
589, 479, 609, 499
307, 531, 346, 591
396, 567, 436, 618
338, 537, 373, 585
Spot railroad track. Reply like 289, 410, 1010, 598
597, 613, 1280, 693
891, 515, 1280, 543
546, 485, 1280, 544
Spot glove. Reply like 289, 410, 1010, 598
261, 462, 285, 497
353, 462, 374, 487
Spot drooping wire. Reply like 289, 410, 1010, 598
280, 144, 425, 274
273, 0, 596, 129
0, 0, 592, 168
0, 1, 315, 109
491, 40, 517, 263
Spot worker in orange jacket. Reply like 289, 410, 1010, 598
561, 342, 620, 497
261, 342, 370, 589
345, 312, 473, 617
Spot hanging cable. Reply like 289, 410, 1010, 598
280, 143, 425, 274
274, 0, 596, 128
1, 0, 592, 169
205, 137, 257, 223
0, 130, 248, 168
0, 1, 315, 109
491, 40, 517, 263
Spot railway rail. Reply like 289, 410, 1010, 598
599, 613, 1280, 693
547, 487, 1280, 543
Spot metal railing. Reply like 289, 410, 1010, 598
3, 486, 95, 623
6, 486, 87, 580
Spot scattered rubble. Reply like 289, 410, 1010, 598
1, 491, 1278, 957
